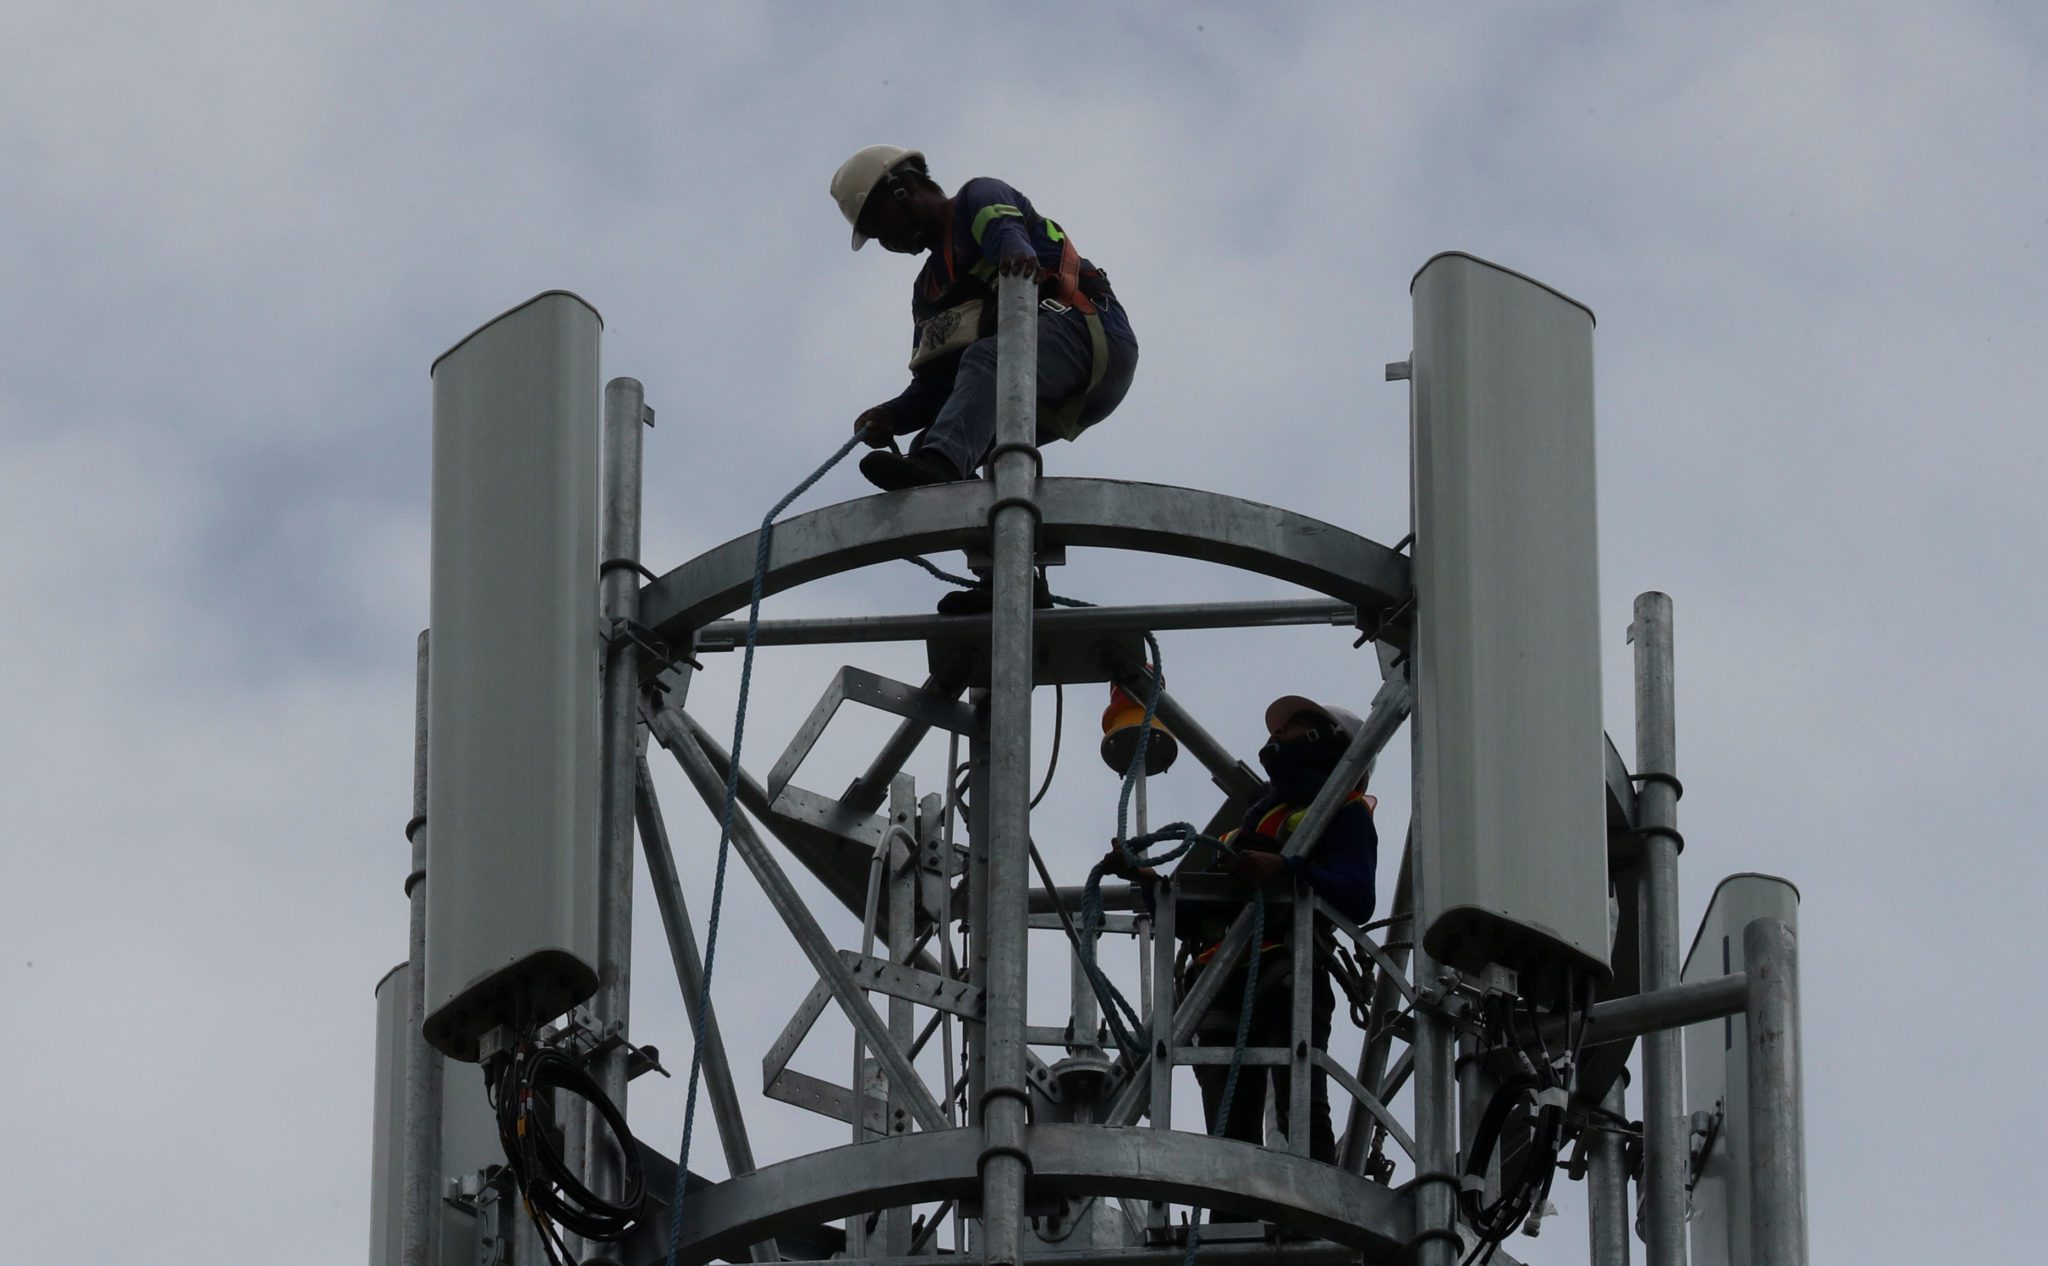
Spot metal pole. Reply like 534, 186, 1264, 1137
1144, 871, 1177, 1234
964, 707, 991, 1256
881, 777, 920, 1255
1588, 1070, 1632, 1266
1743, 918, 1807, 1266
1288, 884, 1315, 1157
584, 378, 647, 1254
979, 271, 1040, 1266
1541, 972, 1748, 1050
632, 758, 778, 1263
1410, 945, 1461, 1266
1341, 832, 1409, 1173
402, 631, 442, 1266
1408, 615, 1457, 1266
850, 822, 888, 1258
1632, 591, 1686, 1266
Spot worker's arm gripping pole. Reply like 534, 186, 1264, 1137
979, 272, 1040, 1266
1632, 592, 1687, 1266
583, 378, 649, 1259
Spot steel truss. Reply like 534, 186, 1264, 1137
393, 273, 1808, 1266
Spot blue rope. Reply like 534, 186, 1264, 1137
664, 434, 862, 1266
904, 553, 1096, 607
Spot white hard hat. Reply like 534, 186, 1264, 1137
1264, 694, 1364, 743
831, 144, 925, 251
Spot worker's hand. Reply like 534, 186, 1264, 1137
853, 406, 894, 448
1226, 850, 1287, 887
996, 252, 1044, 280
1100, 847, 1158, 885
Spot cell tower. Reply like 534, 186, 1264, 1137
368, 257, 1808, 1266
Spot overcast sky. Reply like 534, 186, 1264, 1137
3, 2, 2042, 1262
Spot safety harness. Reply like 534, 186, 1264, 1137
1191, 791, 1378, 969
908, 207, 1116, 443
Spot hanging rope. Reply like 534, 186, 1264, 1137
663, 434, 862, 1266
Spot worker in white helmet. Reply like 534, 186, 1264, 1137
1107, 694, 1379, 1168
829, 145, 1139, 492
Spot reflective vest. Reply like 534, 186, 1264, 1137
916, 206, 1113, 442
1193, 792, 1377, 965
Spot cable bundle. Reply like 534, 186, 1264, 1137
1457, 975, 1593, 1265
489, 1038, 646, 1264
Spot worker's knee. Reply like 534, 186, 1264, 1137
957, 336, 1000, 376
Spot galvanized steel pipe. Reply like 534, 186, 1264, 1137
978, 272, 1040, 1265
1632, 591, 1687, 1266
583, 378, 647, 1259
1409, 947, 1462, 1266
1743, 917, 1807, 1265
402, 632, 442, 1266
1588, 1071, 1632, 1266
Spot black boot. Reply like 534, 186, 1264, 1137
860, 449, 962, 491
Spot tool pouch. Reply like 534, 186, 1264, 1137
909, 299, 987, 370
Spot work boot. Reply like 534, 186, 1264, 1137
935, 571, 1053, 616
860, 449, 962, 492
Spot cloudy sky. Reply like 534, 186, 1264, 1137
2, 2, 2042, 1262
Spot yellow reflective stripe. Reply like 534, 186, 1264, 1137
968, 260, 997, 282
1278, 791, 1370, 840
970, 203, 1024, 243
1043, 218, 1066, 243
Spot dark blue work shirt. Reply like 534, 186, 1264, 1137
879, 176, 1135, 432
1225, 791, 1380, 926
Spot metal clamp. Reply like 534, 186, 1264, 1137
987, 494, 1045, 527
599, 556, 661, 584
986, 440, 1044, 479
1628, 823, 1686, 852
607, 616, 699, 671
1630, 770, 1686, 799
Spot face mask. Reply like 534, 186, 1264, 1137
1258, 731, 1344, 802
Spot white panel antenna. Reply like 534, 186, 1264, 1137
424, 291, 604, 1059
1410, 252, 1611, 988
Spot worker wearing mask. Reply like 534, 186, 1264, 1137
829, 145, 1139, 492
1112, 695, 1378, 1165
